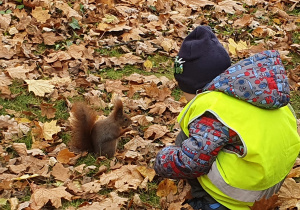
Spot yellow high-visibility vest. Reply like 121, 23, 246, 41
178, 91, 300, 209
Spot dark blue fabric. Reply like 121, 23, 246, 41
174, 25, 231, 94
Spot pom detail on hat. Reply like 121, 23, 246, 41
174, 26, 231, 94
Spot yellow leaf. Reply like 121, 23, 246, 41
136, 166, 156, 182
25, 80, 55, 97
228, 38, 248, 55
15, 118, 31, 123
12, 174, 39, 180
43, 120, 61, 140
273, 18, 281, 24
31, 7, 50, 23
143, 60, 153, 71
157, 179, 177, 197
97, 23, 109, 31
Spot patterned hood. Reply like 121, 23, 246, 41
203, 50, 290, 109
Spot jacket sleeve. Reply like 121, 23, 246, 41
154, 115, 230, 179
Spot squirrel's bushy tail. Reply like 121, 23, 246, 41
70, 102, 97, 152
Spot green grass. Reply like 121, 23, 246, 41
139, 182, 160, 208
290, 92, 300, 118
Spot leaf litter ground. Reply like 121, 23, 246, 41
0, 0, 299, 209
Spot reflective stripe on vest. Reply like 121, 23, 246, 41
207, 162, 284, 202
178, 91, 300, 207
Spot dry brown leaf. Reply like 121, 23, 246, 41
157, 179, 177, 197
57, 148, 76, 164
41, 103, 56, 119
233, 14, 253, 28
42, 32, 64, 45
99, 165, 143, 192
82, 181, 102, 193
124, 136, 151, 151
55, 1, 82, 19
30, 186, 72, 209
0, 72, 12, 86
105, 80, 129, 95
144, 124, 169, 140
6, 65, 32, 80
12, 143, 27, 156
31, 7, 50, 23
51, 162, 70, 182
251, 195, 279, 210
0, 14, 11, 29
215, 0, 246, 14
276, 178, 300, 209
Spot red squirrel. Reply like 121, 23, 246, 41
70, 98, 132, 158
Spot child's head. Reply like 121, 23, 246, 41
174, 26, 231, 95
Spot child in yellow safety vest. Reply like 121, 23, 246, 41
154, 26, 300, 210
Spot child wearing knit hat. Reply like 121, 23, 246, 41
154, 26, 300, 210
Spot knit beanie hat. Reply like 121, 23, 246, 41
174, 26, 231, 94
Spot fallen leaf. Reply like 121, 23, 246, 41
157, 179, 177, 197
43, 120, 61, 140
31, 7, 50, 23
57, 148, 76, 164
30, 186, 72, 209
51, 162, 70, 182
136, 166, 156, 182
25, 80, 55, 97
144, 124, 169, 140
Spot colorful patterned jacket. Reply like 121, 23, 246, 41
154, 50, 291, 179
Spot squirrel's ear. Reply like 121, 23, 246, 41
113, 98, 124, 119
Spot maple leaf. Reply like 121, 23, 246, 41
31, 7, 50, 23
276, 178, 300, 209
228, 38, 249, 56
43, 120, 61, 140
25, 79, 55, 97
250, 195, 279, 210
30, 186, 72, 209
